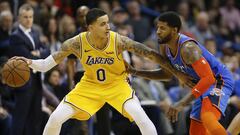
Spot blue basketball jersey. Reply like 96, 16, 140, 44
165, 33, 234, 90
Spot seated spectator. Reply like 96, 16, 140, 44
204, 38, 223, 59
0, 57, 13, 135
44, 68, 68, 100
190, 11, 214, 44
130, 55, 174, 135
0, 10, 13, 57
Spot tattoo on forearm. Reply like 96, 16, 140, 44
119, 36, 154, 57
52, 37, 81, 63
71, 41, 81, 57
118, 35, 182, 77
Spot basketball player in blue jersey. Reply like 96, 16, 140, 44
13, 9, 196, 135
126, 12, 235, 135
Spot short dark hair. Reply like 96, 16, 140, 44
86, 8, 107, 25
19, 3, 33, 15
158, 11, 182, 32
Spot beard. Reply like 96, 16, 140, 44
158, 33, 172, 44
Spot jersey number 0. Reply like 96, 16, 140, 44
97, 69, 106, 81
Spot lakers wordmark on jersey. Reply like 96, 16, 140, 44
78, 31, 127, 85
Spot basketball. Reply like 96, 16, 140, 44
1, 58, 30, 87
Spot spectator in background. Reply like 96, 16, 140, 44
0, 10, 13, 57
190, 11, 214, 44
204, 38, 222, 59
75, 6, 89, 33
98, 0, 112, 16
0, 1, 11, 13
58, 15, 76, 42
112, 0, 121, 9
54, 0, 73, 16
44, 17, 61, 53
130, 55, 174, 135
0, 56, 13, 135
44, 68, 68, 101
9, 4, 50, 135
126, 0, 151, 42
220, 0, 240, 33
206, 0, 221, 35
111, 8, 129, 31
177, 1, 193, 27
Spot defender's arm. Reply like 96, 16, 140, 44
177, 41, 216, 105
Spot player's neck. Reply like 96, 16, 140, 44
88, 32, 108, 50
167, 34, 180, 55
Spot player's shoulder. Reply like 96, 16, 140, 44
181, 41, 199, 52
181, 41, 202, 64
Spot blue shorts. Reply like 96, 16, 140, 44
190, 76, 233, 121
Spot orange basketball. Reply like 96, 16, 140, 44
1, 59, 30, 87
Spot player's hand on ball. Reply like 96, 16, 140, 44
167, 102, 184, 123
10, 56, 32, 65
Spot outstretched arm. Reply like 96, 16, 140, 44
119, 35, 194, 86
15, 36, 81, 72
118, 35, 170, 70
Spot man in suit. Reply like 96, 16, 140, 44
9, 4, 50, 135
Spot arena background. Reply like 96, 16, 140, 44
0, 0, 240, 135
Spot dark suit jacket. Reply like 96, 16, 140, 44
9, 27, 49, 59
9, 26, 50, 135
9, 27, 50, 90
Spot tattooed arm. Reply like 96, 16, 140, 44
13, 36, 81, 72
52, 36, 81, 63
125, 45, 172, 80
118, 35, 195, 87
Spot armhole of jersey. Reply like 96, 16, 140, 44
78, 34, 83, 60
114, 33, 121, 60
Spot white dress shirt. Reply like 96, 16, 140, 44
19, 24, 35, 49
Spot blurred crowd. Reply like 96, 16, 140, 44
0, 0, 240, 135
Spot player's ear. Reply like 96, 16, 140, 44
88, 24, 93, 31
173, 27, 178, 34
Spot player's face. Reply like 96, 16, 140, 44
19, 9, 33, 29
90, 15, 110, 38
156, 21, 173, 44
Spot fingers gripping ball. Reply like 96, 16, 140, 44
1, 59, 30, 87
